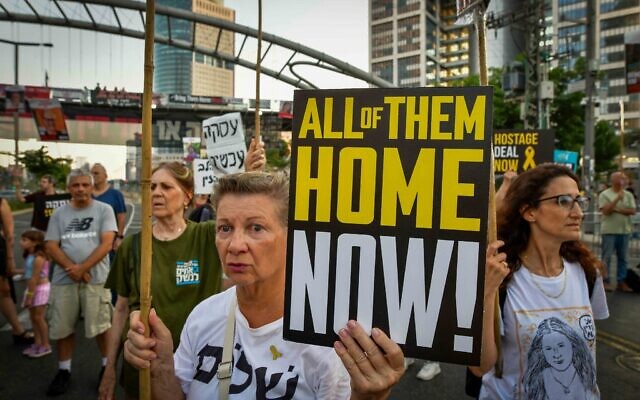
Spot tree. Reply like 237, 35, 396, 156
265, 139, 290, 169
594, 120, 620, 173
15, 146, 72, 189
548, 64, 585, 152
450, 68, 522, 130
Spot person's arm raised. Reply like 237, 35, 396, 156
124, 309, 185, 400
334, 320, 405, 400
245, 138, 266, 172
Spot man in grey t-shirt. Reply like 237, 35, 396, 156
44, 169, 117, 396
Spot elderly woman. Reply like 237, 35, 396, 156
124, 172, 405, 399
476, 164, 608, 400
99, 141, 265, 400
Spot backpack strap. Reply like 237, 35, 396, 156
217, 295, 237, 400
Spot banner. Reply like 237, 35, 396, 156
493, 129, 554, 173
279, 101, 293, 119
284, 87, 493, 364
625, 30, 640, 95
193, 158, 216, 195
183, 137, 202, 163
4, 85, 26, 112
203, 112, 247, 178
554, 149, 579, 172
29, 99, 69, 141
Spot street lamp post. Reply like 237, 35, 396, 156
0, 39, 53, 168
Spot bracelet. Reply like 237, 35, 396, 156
25, 290, 33, 296
116, 234, 124, 239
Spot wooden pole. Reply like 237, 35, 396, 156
139, 0, 155, 398
254, 0, 262, 142
474, 5, 502, 377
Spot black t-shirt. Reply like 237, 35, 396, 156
24, 191, 71, 231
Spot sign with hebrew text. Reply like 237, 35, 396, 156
203, 112, 247, 177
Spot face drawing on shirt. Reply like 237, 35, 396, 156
523, 317, 597, 400
542, 332, 572, 371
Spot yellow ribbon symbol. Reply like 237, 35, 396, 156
269, 345, 283, 360
522, 146, 536, 170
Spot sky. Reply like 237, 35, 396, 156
0, 0, 370, 179
0, 0, 370, 99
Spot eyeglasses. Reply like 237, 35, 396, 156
534, 194, 590, 212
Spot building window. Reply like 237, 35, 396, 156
373, 60, 393, 84
398, 55, 420, 87
398, 15, 421, 54
372, 22, 394, 58
372, 0, 393, 21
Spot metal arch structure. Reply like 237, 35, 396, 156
0, 0, 394, 90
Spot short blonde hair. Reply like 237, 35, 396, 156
211, 172, 289, 226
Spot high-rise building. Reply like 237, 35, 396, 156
155, 0, 235, 97
370, 0, 639, 135
369, 0, 476, 88
553, 1, 639, 133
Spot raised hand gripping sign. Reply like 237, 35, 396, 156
283, 87, 493, 365
203, 112, 247, 177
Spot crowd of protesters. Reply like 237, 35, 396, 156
2, 155, 635, 398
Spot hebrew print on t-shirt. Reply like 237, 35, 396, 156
515, 307, 599, 400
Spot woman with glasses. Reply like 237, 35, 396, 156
474, 164, 609, 399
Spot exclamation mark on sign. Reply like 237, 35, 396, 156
454, 241, 479, 353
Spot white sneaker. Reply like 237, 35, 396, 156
416, 361, 441, 381
404, 358, 415, 369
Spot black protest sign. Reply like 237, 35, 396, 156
493, 129, 555, 173
283, 87, 493, 364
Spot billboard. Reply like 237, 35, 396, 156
29, 99, 69, 141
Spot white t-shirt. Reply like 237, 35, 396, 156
174, 287, 351, 399
480, 260, 609, 400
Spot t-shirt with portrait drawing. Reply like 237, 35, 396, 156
480, 260, 609, 400
174, 287, 351, 399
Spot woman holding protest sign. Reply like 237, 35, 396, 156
99, 140, 265, 400
474, 164, 608, 400
123, 172, 405, 399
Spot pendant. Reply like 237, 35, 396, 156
270, 344, 283, 360
563, 387, 570, 394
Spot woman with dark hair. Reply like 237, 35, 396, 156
473, 164, 608, 399
524, 317, 596, 400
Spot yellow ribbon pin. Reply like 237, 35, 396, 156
269, 345, 283, 360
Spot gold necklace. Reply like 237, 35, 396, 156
524, 263, 567, 298
153, 223, 186, 241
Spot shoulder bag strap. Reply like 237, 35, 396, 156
217, 294, 237, 400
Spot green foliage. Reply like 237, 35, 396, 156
265, 139, 290, 169
594, 120, 620, 173
15, 146, 72, 189
450, 68, 523, 130
548, 65, 585, 152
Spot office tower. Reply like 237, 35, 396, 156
369, 0, 476, 88
155, 0, 235, 97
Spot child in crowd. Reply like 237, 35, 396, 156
20, 230, 52, 358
